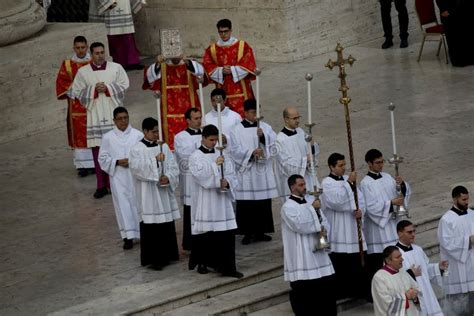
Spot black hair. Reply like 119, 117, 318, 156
244, 99, 257, 111
365, 148, 383, 163
142, 117, 158, 131
382, 245, 400, 263
73, 36, 87, 44
328, 153, 345, 168
90, 42, 105, 54
396, 220, 413, 232
216, 19, 232, 29
185, 108, 201, 120
452, 185, 469, 198
287, 174, 304, 189
202, 124, 219, 138
113, 106, 128, 118
211, 88, 226, 100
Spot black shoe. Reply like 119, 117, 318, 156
123, 238, 133, 250
93, 187, 108, 199
241, 235, 252, 245
222, 270, 244, 279
197, 264, 209, 274
400, 39, 408, 48
381, 39, 393, 49
77, 168, 88, 177
254, 234, 272, 242
87, 168, 96, 175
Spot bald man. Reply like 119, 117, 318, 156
274, 107, 320, 200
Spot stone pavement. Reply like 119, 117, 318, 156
1, 36, 473, 315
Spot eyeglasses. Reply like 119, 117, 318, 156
287, 116, 301, 120
218, 29, 231, 34
114, 116, 129, 121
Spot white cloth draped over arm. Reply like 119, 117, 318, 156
104, 65, 129, 107
281, 202, 322, 235
190, 60, 205, 77
130, 0, 146, 14
361, 181, 392, 228
230, 66, 249, 83
146, 62, 161, 84
98, 134, 117, 176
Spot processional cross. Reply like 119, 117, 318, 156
325, 43, 365, 266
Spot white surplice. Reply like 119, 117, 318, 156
274, 128, 319, 199
73, 148, 94, 169
281, 195, 334, 282
372, 268, 421, 316
437, 208, 474, 295
173, 129, 202, 205
321, 175, 367, 253
98, 125, 143, 239
228, 120, 279, 200
72, 62, 129, 147
360, 172, 411, 254
188, 147, 238, 234
397, 243, 443, 316
129, 141, 180, 223
204, 107, 242, 145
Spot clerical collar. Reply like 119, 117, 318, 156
217, 37, 238, 46
186, 127, 202, 135
71, 52, 91, 63
450, 206, 468, 216
281, 127, 297, 136
91, 61, 107, 71
382, 265, 399, 275
329, 173, 344, 181
199, 145, 215, 154
289, 195, 307, 204
141, 138, 158, 147
367, 171, 382, 180
241, 119, 257, 128
396, 241, 413, 252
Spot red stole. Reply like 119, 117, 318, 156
142, 63, 203, 150
56, 59, 90, 148
203, 40, 256, 117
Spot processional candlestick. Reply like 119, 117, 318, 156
325, 43, 364, 265
154, 91, 169, 187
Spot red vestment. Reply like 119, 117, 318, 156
142, 63, 204, 150
56, 59, 90, 148
203, 40, 256, 117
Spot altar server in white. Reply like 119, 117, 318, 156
281, 174, 336, 315
229, 100, 278, 245
395, 220, 448, 316
360, 148, 411, 280
99, 107, 142, 249
274, 106, 319, 200
129, 117, 180, 271
173, 108, 203, 251
437, 185, 474, 315
188, 124, 243, 278
372, 245, 421, 316
71, 42, 129, 199
204, 88, 241, 146
320, 152, 368, 300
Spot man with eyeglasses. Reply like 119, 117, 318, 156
360, 148, 411, 285
396, 220, 448, 315
203, 18, 257, 117
98, 107, 143, 249
274, 106, 320, 200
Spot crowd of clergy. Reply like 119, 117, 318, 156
55, 16, 473, 316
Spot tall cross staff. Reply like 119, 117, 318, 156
325, 43, 364, 266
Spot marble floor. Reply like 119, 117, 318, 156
0, 36, 473, 315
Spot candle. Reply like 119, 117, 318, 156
389, 102, 397, 156
198, 76, 205, 125
217, 101, 223, 146
155, 91, 163, 141
255, 68, 261, 118
305, 73, 313, 124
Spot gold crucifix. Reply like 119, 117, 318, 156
325, 43, 364, 266
325, 43, 356, 107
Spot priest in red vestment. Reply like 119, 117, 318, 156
203, 19, 257, 117
56, 36, 94, 176
142, 55, 206, 150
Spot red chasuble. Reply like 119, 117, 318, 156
142, 63, 204, 150
56, 59, 90, 148
203, 40, 256, 117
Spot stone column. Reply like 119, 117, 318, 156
0, 0, 46, 47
